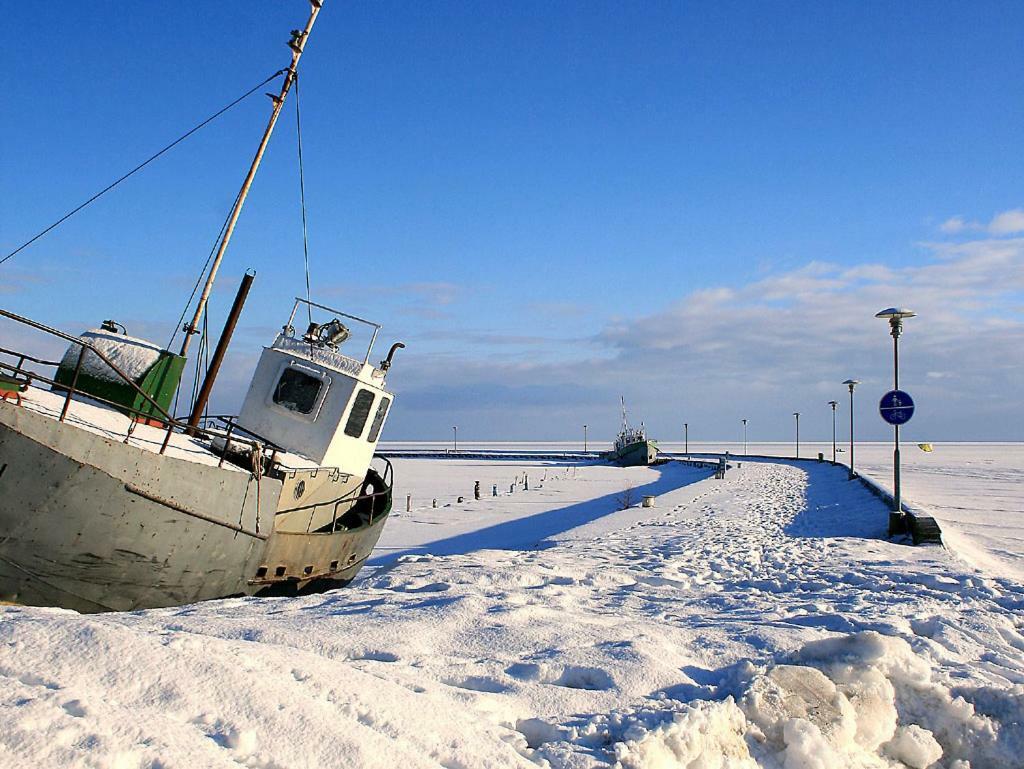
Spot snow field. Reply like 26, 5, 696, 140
1, 457, 1023, 768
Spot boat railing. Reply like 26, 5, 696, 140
284, 297, 382, 365
275, 454, 394, 533
0, 307, 282, 473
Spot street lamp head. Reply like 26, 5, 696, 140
828, 400, 838, 409
793, 412, 800, 417
843, 379, 860, 388
876, 307, 915, 338
875, 307, 916, 320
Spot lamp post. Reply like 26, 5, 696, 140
684, 422, 689, 456
742, 418, 748, 455
828, 401, 838, 463
453, 425, 458, 453
793, 412, 800, 459
584, 424, 588, 453
876, 308, 915, 532
843, 380, 859, 479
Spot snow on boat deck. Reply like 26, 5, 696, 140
14, 384, 321, 472
1, 454, 1022, 767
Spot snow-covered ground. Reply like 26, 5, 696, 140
385, 441, 1024, 582
2, 454, 1023, 768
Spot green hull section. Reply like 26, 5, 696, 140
55, 350, 185, 421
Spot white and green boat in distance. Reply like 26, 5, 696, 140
605, 399, 659, 466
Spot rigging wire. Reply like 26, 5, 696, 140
294, 72, 313, 326
166, 186, 243, 352
1, 69, 286, 267
200, 310, 211, 421
186, 310, 210, 423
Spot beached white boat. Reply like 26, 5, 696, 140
0, 0, 404, 612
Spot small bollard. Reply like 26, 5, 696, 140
492, 484, 498, 496
406, 494, 411, 512
817, 452, 824, 462
432, 498, 437, 508
524, 474, 529, 491
457, 495, 464, 503
474, 480, 481, 500
642, 495, 655, 508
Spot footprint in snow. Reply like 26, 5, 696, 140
395, 581, 451, 593
443, 675, 508, 693
350, 650, 400, 663
61, 699, 87, 718
505, 662, 614, 690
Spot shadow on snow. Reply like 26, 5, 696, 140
369, 461, 714, 566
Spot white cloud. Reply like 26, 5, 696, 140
388, 234, 1024, 440
988, 208, 1024, 235
939, 216, 970, 234
938, 208, 1024, 237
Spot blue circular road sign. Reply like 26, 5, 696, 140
879, 389, 915, 425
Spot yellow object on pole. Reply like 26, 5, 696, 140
918, 443, 934, 452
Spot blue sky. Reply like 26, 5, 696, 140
2, 1, 1022, 442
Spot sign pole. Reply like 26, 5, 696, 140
893, 331, 901, 517
877, 307, 914, 535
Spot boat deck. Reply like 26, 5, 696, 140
9, 384, 320, 473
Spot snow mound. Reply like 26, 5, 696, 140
611, 632, 1022, 769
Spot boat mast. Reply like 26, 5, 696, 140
179, 0, 324, 357
621, 395, 627, 433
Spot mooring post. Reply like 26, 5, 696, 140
406, 494, 411, 512
474, 480, 480, 500
492, 484, 497, 496
524, 474, 529, 491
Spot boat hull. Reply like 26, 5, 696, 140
0, 400, 389, 612
607, 439, 658, 467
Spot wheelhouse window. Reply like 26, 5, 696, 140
272, 367, 323, 415
367, 397, 390, 442
344, 389, 375, 437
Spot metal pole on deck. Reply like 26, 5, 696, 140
188, 271, 255, 428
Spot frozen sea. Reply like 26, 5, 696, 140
1, 444, 1022, 768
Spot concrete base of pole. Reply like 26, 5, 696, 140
888, 512, 908, 536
